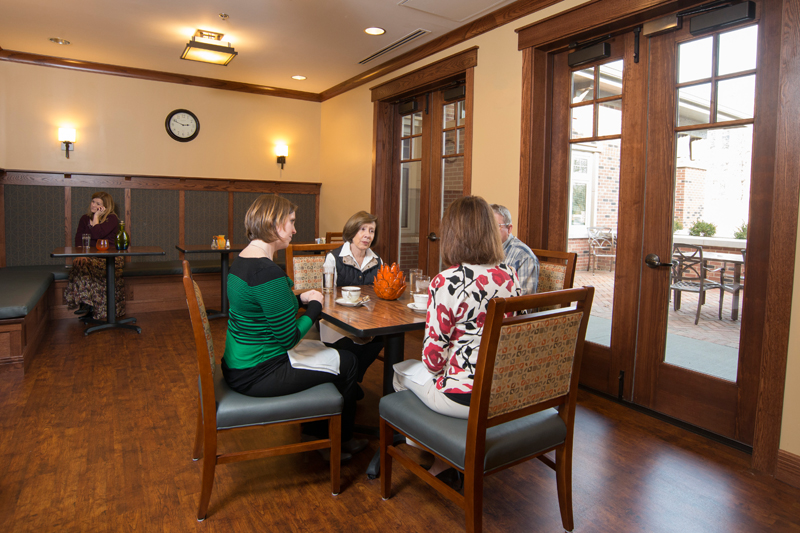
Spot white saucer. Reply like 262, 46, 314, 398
336, 297, 363, 307
407, 302, 426, 313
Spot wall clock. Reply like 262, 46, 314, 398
165, 109, 200, 142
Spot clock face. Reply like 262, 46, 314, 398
165, 109, 200, 142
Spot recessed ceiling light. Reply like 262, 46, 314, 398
49, 38, 70, 45
292, 75, 307, 81
219, 13, 229, 21
364, 27, 386, 36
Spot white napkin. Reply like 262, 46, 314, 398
393, 359, 432, 386
288, 339, 340, 375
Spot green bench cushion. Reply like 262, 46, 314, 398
0, 267, 55, 319
122, 259, 221, 277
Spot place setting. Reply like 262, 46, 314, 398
334, 286, 371, 307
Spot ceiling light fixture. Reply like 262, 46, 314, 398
365, 27, 386, 35
219, 13, 229, 21
49, 38, 70, 45
181, 30, 237, 66
291, 75, 307, 80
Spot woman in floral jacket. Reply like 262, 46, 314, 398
392, 196, 521, 482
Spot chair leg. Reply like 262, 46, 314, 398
694, 292, 702, 325
464, 469, 485, 533
197, 434, 217, 521
192, 397, 203, 461
380, 418, 393, 499
555, 444, 575, 532
718, 289, 724, 320
329, 415, 341, 496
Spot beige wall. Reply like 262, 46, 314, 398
0, 61, 321, 182
782, 211, 800, 456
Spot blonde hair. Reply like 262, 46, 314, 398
342, 211, 379, 247
440, 196, 504, 267
87, 192, 116, 224
244, 194, 298, 243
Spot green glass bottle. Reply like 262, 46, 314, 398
115, 220, 130, 250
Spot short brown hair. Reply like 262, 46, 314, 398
244, 194, 298, 243
342, 211, 379, 247
440, 196, 504, 267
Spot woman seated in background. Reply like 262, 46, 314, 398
65, 191, 124, 320
321, 211, 384, 398
222, 194, 366, 461
392, 196, 521, 482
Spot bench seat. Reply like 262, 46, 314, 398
0, 266, 62, 319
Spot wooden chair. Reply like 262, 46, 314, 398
182, 260, 344, 521
285, 243, 340, 290
586, 227, 616, 274
670, 244, 723, 325
379, 287, 594, 533
325, 231, 344, 243
531, 249, 577, 311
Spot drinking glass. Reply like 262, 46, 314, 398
408, 268, 423, 295
416, 275, 431, 295
322, 265, 335, 293
82, 234, 91, 248
96, 239, 109, 251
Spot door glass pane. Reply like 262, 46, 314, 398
441, 155, 464, 272
571, 104, 594, 139
598, 60, 624, 98
411, 137, 422, 159
457, 100, 466, 126
717, 75, 756, 121
666, 125, 752, 381
412, 112, 423, 134
398, 161, 422, 272
401, 138, 411, 160
443, 130, 457, 155
598, 99, 623, 136
444, 103, 457, 128
677, 83, 711, 126
572, 67, 595, 102
402, 115, 412, 137
457, 128, 465, 154
571, 140, 621, 347
678, 37, 713, 83
718, 25, 758, 76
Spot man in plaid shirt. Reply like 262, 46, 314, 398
491, 204, 540, 295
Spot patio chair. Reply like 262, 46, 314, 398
379, 287, 594, 533
670, 244, 723, 325
285, 242, 340, 290
720, 249, 745, 320
587, 227, 616, 274
182, 260, 344, 520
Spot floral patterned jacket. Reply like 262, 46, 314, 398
422, 263, 521, 395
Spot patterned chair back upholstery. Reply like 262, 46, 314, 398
285, 243, 341, 291
530, 249, 578, 311
292, 255, 326, 291
487, 312, 584, 419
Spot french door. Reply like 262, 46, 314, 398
552, 8, 764, 443
392, 84, 471, 276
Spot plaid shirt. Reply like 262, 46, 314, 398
502, 234, 540, 295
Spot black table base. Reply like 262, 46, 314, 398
80, 257, 141, 336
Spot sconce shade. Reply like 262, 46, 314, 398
275, 145, 289, 158
181, 37, 237, 66
58, 128, 76, 143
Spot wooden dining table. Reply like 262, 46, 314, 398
176, 244, 246, 319
51, 246, 165, 335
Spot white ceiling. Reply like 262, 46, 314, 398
0, 0, 519, 94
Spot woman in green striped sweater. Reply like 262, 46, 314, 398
221, 195, 366, 460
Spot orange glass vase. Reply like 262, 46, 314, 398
373, 263, 407, 300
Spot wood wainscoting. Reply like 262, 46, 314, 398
777, 449, 800, 490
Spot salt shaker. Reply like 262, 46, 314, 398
225, 239, 230, 249
211, 238, 218, 250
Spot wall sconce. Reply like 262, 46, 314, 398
58, 128, 76, 159
275, 145, 288, 169
181, 30, 237, 66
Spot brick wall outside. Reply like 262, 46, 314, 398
675, 165, 706, 229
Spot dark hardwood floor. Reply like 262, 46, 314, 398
1, 310, 799, 532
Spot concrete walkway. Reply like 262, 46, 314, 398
574, 269, 741, 381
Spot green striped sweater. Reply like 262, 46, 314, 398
223, 257, 319, 370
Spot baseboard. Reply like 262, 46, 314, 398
776, 449, 800, 489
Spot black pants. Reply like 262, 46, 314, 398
324, 336, 384, 383
222, 350, 358, 441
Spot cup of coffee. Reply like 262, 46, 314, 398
413, 293, 428, 307
341, 286, 361, 302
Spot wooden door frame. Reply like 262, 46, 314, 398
517, 0, 800, 473
370, 48, 477, 265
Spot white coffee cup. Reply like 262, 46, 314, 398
413, 293, 428, 307
341, 286, 361, 302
